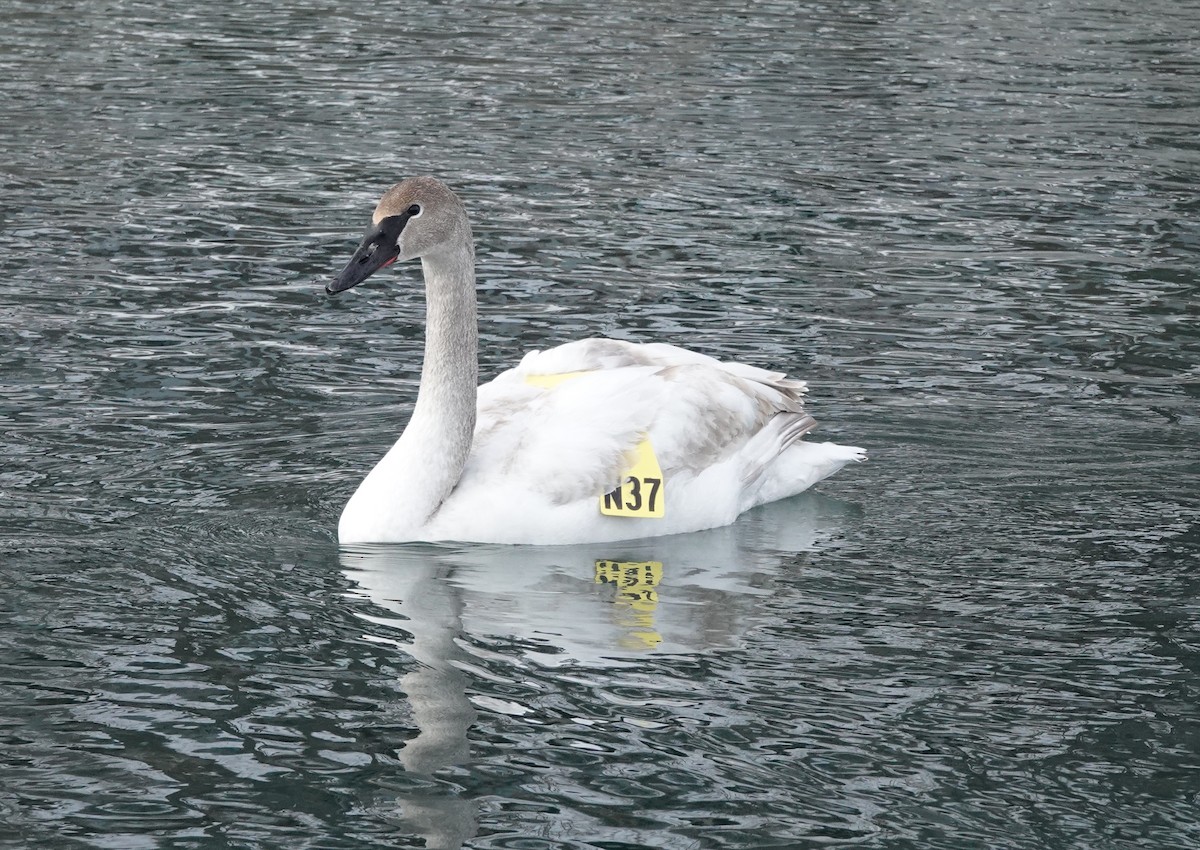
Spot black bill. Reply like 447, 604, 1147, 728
327, 212, 412, 294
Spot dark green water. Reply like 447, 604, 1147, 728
2, 0, 1198, 847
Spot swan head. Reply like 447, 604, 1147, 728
327, 177, 470, 294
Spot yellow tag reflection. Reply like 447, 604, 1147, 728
595, 559, 664, 650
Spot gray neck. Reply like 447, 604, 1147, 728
350, 240, 478, 533
412, 241, 479, 452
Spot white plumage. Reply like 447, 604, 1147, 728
327, 177, 863, 545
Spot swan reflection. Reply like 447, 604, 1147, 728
338, 493, 858, 846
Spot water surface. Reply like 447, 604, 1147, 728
2, 0, 1198, 847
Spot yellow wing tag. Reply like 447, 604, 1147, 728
601, 437, 665, 518
524, 371, 591, 389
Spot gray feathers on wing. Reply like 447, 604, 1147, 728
465, 338, 818, 505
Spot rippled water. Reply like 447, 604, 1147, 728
2, 0, 1198, 847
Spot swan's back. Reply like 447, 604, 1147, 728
422, 338, 862, 544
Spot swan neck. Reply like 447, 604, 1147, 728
337, 239, 480, 542
415, 243, 478, 421
399, 242, 477, 523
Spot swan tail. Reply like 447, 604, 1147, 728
739, 412, 817, 491
740, 414, 865, 512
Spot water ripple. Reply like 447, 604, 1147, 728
2, 0, 1198, 847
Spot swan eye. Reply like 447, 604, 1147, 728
407, 204, 421, 217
